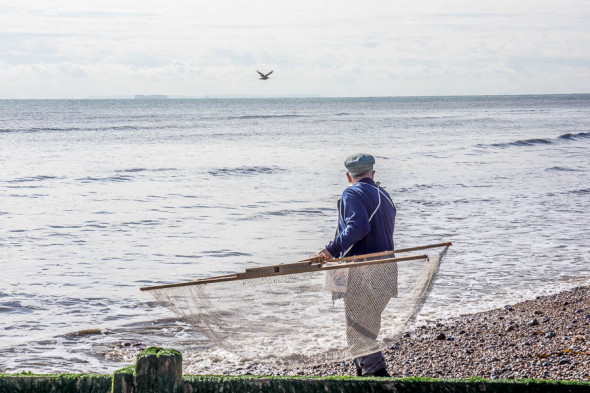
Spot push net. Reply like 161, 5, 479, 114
142, 243, 450, 369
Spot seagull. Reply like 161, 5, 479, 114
257, 70, 273, 80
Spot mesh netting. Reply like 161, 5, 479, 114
146, 246, 448, 369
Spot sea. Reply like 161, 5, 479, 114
1, 95, 589, 374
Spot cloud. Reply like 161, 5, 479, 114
1, 0, 589, 97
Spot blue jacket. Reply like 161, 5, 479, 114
326, 178, 396, 258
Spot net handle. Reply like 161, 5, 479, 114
326, 241, 452, 263
140, 253, 434, 291
140, 242, 452, 291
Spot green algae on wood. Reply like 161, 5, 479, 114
135, 347, 182, 393
0, 374, 111, 393
112, 366, 135, 393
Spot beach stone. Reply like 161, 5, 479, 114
70, 328, 102, 336
545, 331, 556, 338
435, 333, 446, 340
529, 318, 539, 326
559, 358, 571, 365
505, 325, 516, 332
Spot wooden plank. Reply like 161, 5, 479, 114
321, 254, 427, 271
140, 274, 238, 291
278, 262, 323, 274
140, 254, 428, 291
245, 256, 322, 273
331, 242, 451, 263
244, 266, 278, 275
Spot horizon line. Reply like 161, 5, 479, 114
1, 92, 590, 100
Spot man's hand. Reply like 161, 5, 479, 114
316, 248, 334, 262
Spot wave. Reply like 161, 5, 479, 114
395, 184, 439, 193
7, 175, 59, 183
77, 175, 134, 183
334, 112, 362, 116
174, 255, 202, 259
0, 124, 188, 134
265, 208, 329, 217
0, 126, 85, 133
546, 166, 581, 172
484, 132, 590, 149
226, 114, 306, 120
202, 250, 252, 258
489, 138, 552, 148
0, 300, 35, 314
209, 166, 284, 177
558, 131, 590, 141
569, 188, 590, 195
114, 168, 177, 174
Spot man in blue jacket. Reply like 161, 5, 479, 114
317, 153, 396, 377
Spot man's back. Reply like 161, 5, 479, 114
327, 177, 396, 258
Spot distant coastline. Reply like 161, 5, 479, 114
134, 95, 168, 100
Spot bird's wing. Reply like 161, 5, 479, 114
257, 71, 264, 77
265, 70, 274, 77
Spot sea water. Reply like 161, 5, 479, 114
1, 95, 589, 373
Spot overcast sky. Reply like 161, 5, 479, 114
1, 0, 589, 98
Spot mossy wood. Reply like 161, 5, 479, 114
1, 347, 589, 393
135, 347, 182, 393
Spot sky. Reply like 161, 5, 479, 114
1, 0, 589, 98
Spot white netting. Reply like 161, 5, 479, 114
146, 246, 448, 368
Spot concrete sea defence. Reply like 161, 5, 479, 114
2, 347, 590, 393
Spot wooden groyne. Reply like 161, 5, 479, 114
1, 347, 588, 393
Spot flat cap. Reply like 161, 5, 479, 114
344, 153, 375, 175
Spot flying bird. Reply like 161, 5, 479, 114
257, 70, 273, 80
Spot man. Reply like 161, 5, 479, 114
317, 153, 396, 377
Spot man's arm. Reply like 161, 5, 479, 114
324, 189, 371, 258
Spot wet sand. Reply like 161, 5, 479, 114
301, 285, 590, 380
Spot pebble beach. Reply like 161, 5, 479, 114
301, 285, 590, 381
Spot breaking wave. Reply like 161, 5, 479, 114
558, 131, 590, 141
483, 132, 590, 148
208, 166, 285, 177
489, 138, 552, 148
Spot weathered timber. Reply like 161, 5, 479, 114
135, 347, 182, 393
1, 347, 589, 393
